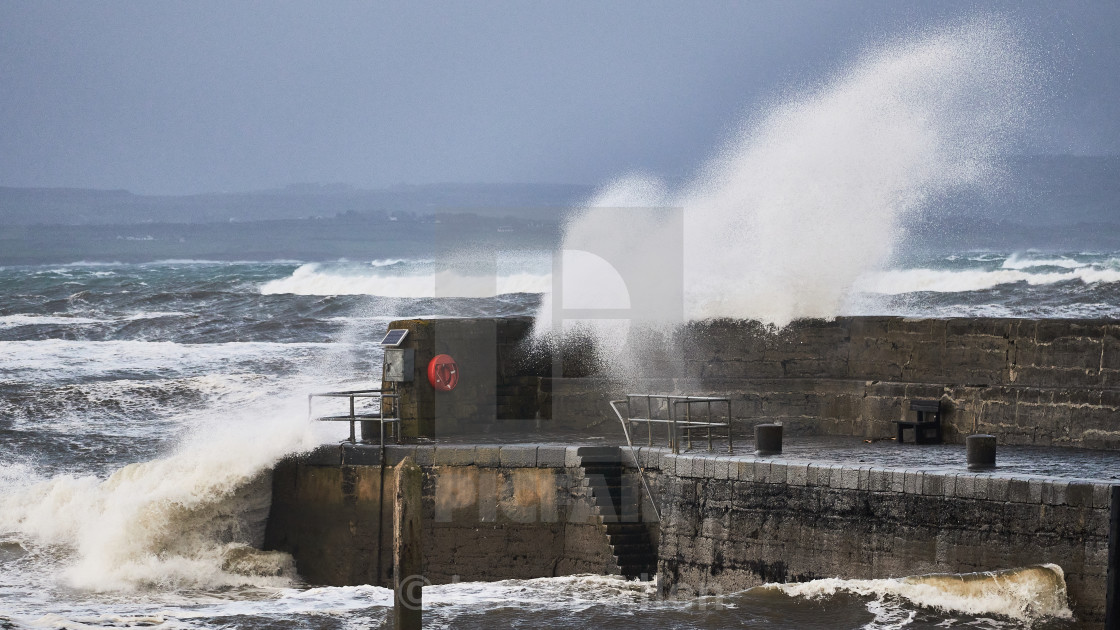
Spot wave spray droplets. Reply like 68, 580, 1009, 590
546, 19, 1036, 329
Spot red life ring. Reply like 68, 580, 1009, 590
427, 354, 459, 391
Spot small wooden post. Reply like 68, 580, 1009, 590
393, 456, 423, 630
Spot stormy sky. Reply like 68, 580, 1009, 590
1, 1, 1118, 195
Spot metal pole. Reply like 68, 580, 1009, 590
349, 396, 356, 443
707, 400, 713, 452
680, 399, 689, 448
726, 400, 733, 453
609, 399, 662, 523
394, 457, 423, 630
1106, 485, 1120, 629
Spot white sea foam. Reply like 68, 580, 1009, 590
1000, 253, 1086, 270
855, 266, 1120, 294
260, 262, 551, 297
0, 374, 279, 436
773, 564, 1071, 622
537, 19, 1035, 332
0, 339, 357, 383
0, 315, 106, 329
0, 312, 186, 330
370, 258, 423, 267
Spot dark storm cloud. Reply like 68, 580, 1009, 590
0, 1, 1117, 194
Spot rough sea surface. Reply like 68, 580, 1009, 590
0, 253, 1114, 629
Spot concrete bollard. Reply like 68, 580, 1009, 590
755, 424, 783, 456
394, 456, 423, 630
966, 434, 997, 470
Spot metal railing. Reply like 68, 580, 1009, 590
308, 388, 400, 447
610, 394, 734, 454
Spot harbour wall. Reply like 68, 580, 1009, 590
264, 444, 1113, 622
382, 316, 1120, 449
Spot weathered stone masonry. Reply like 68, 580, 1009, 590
379, 316, 1120, 449
264, 444, 637, 587
265, 443, 1113, 622
629, 447, 1111, 621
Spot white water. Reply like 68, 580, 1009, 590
260, 262, 551, 297
855, 265, 1120, 294
538, 19, 1035, 331
0, 389, 330, 592
774, 564, 1072, 623
0, 339, 359, 382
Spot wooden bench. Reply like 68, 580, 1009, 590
894, 399, 942, 444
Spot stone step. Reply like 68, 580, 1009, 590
613, 551, 654, 560
580, 476, 624, 488
604, 523, 648, 535
606, 532, 649, 546
610, 543, 654, 557
580, 465, 623, 476
576, 446, 622, 462
593, 495, 641, 512
596, 513, 644, 524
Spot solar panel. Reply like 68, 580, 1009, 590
380, 329, 409, 347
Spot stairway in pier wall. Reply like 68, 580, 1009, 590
577, 446, 658, 580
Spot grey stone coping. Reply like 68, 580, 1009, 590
644, 449, 1113, 507
298, 442, 585, 469
296, 442, 1115, 508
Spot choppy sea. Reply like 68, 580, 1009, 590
1, 252, 1115, 629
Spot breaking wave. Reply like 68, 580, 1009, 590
260, 262, 551, 297
856, 265, 1120, 294
773, 564, 1071, 623
0, 395, 327, 591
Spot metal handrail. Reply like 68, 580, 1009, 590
308, 388, 400, 447
615, 393, 733, 454
609, 399, 661, 523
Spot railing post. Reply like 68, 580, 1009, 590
349, 396, 356, 443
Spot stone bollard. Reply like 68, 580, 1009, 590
755, 424, 783, 456
966, 434, 997, 470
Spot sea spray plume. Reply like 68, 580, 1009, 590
531, 175, 682, 376
539, 18, 1036, 338
682, 19, 1034, 325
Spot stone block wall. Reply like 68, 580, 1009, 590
263, 444, 619, 587
665, 317, 1120, 447
625, 447, 1112, 622
373, 316, 1120, 449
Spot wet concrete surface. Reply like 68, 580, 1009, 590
402, 428, 1120, 482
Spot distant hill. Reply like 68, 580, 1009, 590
2, 156, 1116, 228
1, 156, 1117, 263
0, 182, 596, 226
